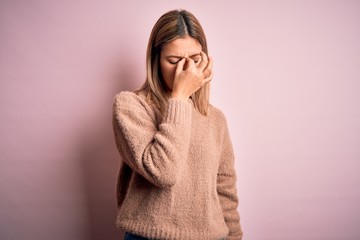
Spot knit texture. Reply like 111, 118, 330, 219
112, 90, 243, 240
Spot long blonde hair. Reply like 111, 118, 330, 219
135, 9, 210, 115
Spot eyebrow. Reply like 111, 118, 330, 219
166, 53, 201, 58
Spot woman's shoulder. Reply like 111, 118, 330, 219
113, 89, 160, 123
208, 104, 228, 125
113, 88, 150, 109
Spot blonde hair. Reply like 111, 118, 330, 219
135, 9, 210, 115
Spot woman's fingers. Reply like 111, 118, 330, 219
203, 56, 213, 84
202, 55, 213, 78
203, 70, 213, 84
172, 54, 213, 100
200, 57, 212, 80
187, 58, 196, 69
198, 51, 208, 72
207, 56, 213, 71
175, 58, 186, 73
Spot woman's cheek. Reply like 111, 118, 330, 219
161, 64, 174, 90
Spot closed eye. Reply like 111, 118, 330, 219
167, 56, 201, 64
169, 59, 181, 65
192, 57, 201, 64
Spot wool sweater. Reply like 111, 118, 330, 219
112, 89, 243, 240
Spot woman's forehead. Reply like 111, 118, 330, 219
162, 36, 202, 57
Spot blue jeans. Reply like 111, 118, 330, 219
124, 232, 150, 240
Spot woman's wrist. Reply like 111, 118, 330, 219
171, 92, 188, 101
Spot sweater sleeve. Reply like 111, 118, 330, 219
112, 92, 193, 188
217, 117, 243, 240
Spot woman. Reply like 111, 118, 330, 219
112, 9, 243, 240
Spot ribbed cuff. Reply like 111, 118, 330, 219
163, 98, 192, 124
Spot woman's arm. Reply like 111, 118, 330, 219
112, 91, 193, 188
217, 117, 243, 240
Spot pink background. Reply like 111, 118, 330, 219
1, 1, 359, 239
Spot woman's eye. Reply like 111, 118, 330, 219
169, 60, 180, 65
168, 58, 200, 64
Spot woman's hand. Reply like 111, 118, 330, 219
171, 51, 213, 101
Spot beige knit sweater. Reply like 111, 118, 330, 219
112, 89, 243, 240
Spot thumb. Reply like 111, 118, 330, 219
175, 58, 186, 73
187, 58, 195, 69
